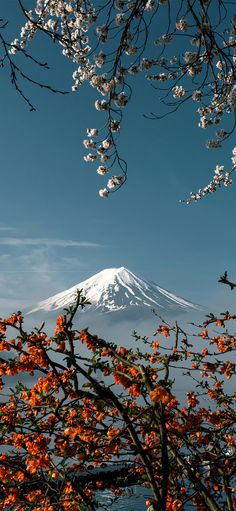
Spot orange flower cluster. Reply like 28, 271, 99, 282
166, 497, 182, 511
27, 345, 49, 369
225, 434, 234, 445
156, 325, 171, 337
79, 329, 101, 351
54, 314, 66, 335
128, 383, 141, 397
220, 360, 235, 379
150, 384, 173, 405
217, 335, 230, 353
0, 339, 11, 352
199, 329, 208, 338
3, 312, 23, 327
0, 307, 235, 511
187, 392, 199, 408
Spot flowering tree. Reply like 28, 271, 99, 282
0, 291, 235, 511
1, 0, 236, 199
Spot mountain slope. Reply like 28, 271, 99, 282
30, 267, 198, 315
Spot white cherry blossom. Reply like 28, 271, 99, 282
7, 0, 236, 199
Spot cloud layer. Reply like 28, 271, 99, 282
0, 231, 103, 316
0, 238, 100, 247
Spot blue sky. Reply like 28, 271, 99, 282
0, 2, 236, 317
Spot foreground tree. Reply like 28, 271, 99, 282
0, 292, 235, 511
1, 1, 236, 199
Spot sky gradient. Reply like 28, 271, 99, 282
0, 2, 236, 319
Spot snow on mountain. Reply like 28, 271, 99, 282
29, 267, 198, 315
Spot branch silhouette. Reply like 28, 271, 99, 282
218, 271, 236, 291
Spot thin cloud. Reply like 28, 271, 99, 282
0, 238, 101, 248
0, 249, 89, 314
0, 226, 16, 232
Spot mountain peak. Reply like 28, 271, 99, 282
95, 266, 128, 277
29, 267, 198, 315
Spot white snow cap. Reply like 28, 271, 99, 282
30, 267, 198, 314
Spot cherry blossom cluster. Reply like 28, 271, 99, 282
10, 1, 236, 198
181, 147, 236, 204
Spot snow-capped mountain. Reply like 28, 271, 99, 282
30, 267, 198, 315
